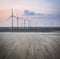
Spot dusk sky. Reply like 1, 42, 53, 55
0, 0, 60, 27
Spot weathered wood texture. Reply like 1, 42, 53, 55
0, 32, 60, 59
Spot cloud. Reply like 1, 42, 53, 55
24, 10, 60, 20
24, 10, 41, 16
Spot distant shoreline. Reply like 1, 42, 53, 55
0, 27, 60, 32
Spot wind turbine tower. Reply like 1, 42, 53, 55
51, 21, 53, 27
23, 17, 28, 27
11, 9, 13, 28
28, 18, 31, 27
14, 16, 23, 28
7, 8, 16, 28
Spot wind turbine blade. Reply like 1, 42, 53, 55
15, 16, 24, 19
11, 8, 13, 16
19, 15, 24, 19
13, 16, 17, 18
7, 16, 12, 20
25, 17, 28, 19
19, 17, 23, 19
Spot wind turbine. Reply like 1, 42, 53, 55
7, 8, 16, 28
27, 17, 32, 27
23, 17, 29, 27
14, 16, 24, 28
51, 21, 53, 27
16, 17, 19, 28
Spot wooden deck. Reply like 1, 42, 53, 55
0, 32, 60, 59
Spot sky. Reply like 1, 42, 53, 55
0, 0, 60, 27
